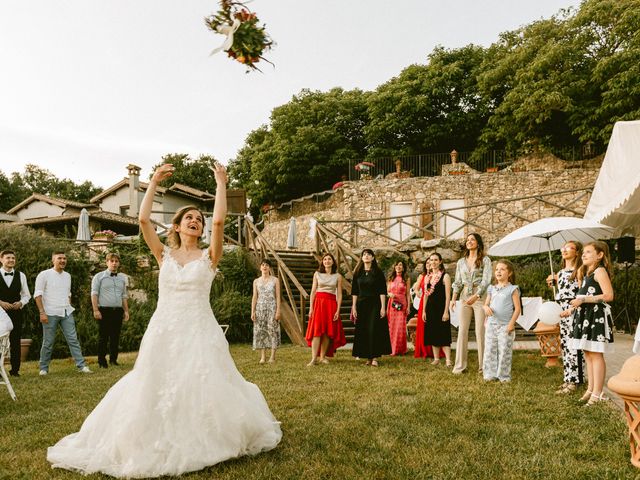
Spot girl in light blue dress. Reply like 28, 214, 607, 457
482, 260, 521, 382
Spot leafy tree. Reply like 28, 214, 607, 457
229, 88, 370, 209
0, 165, 101, 210
149, 154, 219, 194
0, 171, 28, 212
476, 0, 640, 153
365, 45, 490, 157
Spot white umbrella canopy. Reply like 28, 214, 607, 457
584, 120, 640, 236
488, 216, 615, 295
488, 217, 615, 257
76, 208, 91, 241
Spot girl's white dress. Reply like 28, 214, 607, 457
47, 247, 282, 478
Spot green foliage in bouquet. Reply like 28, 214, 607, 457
205, 0, 273, 72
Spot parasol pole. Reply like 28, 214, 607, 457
546, 236, 557, 298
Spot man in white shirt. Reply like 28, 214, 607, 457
34, 251, 91, 375
0, 250, 31, 377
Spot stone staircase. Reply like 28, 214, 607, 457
272, 250, 355, 342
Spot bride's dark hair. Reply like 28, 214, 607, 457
167, 205, 205, 248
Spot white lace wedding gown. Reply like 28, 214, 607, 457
47, 248, 282, 478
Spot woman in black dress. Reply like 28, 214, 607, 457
351, 249, 391, 366
423, 253, 452, 366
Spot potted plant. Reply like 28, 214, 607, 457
93, 229, 118, 241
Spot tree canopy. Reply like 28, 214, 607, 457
0, 165, 101, 212
227, 0, 639, 211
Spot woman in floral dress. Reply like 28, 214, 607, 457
386, 261, 410, 356
251, 259, 281, 364
546, 240, 585, 394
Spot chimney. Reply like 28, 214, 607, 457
127, 164, 141, 217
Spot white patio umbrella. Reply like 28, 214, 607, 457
287, 217, 297, 249
488, 216, 615, 294
76, 208, 91, 241
203, 216, 213, 245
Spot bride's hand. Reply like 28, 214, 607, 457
152, 164, 174, 183
210, 160, 228, 185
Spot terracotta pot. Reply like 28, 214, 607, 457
533, 322, 561, 367
20, 338, 32, 362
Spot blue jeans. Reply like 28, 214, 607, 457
39, 313, 86, 371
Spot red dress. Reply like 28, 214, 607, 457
414, 275, 444, 359
305, 273, 347, 357
386, 275, 408, 355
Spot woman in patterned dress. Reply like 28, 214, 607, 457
251, 259, 281, 364
386, 261, 410, 356
546, 240, 585, 394
563, 241, 614, 406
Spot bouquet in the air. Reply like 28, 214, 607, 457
205, 1, 274, 72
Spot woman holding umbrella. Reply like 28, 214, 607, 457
546, 241, 585, 394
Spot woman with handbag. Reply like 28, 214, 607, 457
351, 249, 391, 366
386, 261, 410, 356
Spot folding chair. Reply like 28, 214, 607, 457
0, 333, 17, 401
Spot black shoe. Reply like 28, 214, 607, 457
98, 359, 108, 368
109, 361, 120, 366
9, 371, 19, 377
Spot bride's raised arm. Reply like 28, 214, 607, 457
139, 164, 174, 264
208, 162, 228, 269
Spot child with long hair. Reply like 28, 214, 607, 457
482, 259, 521, 382
563, 241, 614, 406
546, 240, 585, 394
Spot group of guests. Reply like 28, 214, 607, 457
251, 232, 614, 398
0, 249, 129, 377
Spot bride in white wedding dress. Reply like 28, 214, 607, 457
47, 162, 282, 478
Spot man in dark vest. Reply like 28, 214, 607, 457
0, 250, 32, 376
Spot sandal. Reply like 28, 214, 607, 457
320, 358, 330, 365
430, 359, 440, 366
584, 392, 608, 407
364, 360, 372, 366
371, 360, 379, 367
555, 383, 577, 395
579, 390, 593, 402
306, 359, 317, 367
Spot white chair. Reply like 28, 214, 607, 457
0, 333, 17, 401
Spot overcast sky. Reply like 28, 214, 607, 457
0, 0, 581, 189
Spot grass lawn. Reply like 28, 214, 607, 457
0, 345, 636, 480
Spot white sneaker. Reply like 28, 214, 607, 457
39, 370, 48, 376
78, 366, 92, 374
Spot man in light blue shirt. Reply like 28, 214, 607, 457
91, 253, 129, 368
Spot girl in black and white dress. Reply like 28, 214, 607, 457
562, 241, 614, 406
547, 241, 585, 394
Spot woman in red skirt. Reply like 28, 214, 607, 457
386, 261, 410, 355
306, 253, 346, 365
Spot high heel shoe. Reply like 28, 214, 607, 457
578, 390, 593, 402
